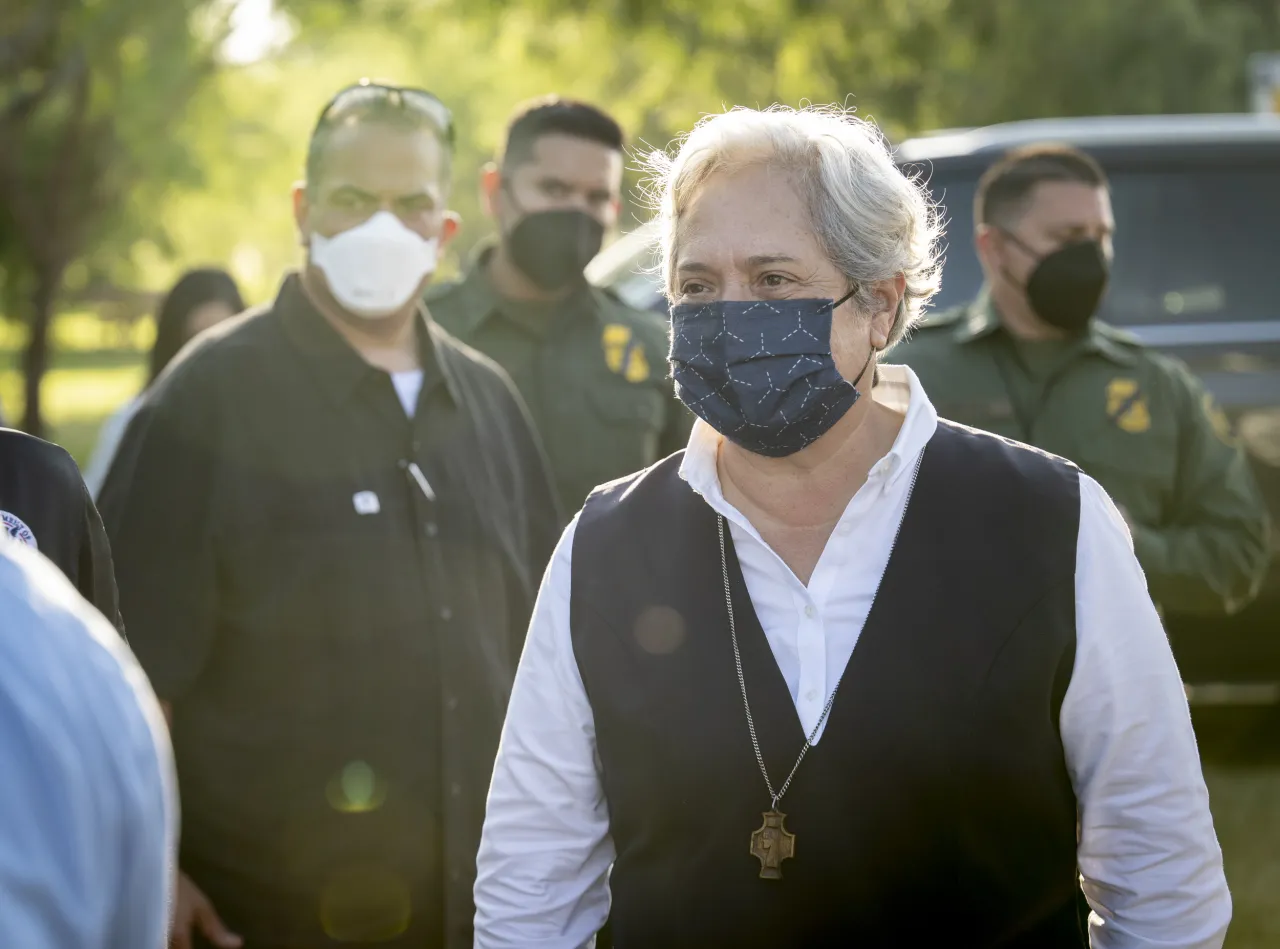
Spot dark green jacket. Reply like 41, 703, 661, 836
890, 290, 1271, 615
425, 252, 692, 515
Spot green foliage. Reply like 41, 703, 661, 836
935, 0, 1261, 123
0, 0, 226, 430
173, 0, 1275, 305
4, 0, 1280, 428
0, 0, 220, 275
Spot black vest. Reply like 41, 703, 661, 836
571, 422, 1085, 948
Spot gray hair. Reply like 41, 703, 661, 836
643, 105, 943, 347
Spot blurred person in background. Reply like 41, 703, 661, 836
0, 538, 176, 949
82, 267, 245, 498
892, 144, 1269, 616
427, 97, 691, 514
1, 427, 122, 630
100, 81, 559, 949
474, 106, 1230, 949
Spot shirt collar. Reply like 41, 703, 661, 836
955, 285, 1138, 366
678, 364, 940, 510
448, 243, 503, 337
277, 273, 460, 404
951, 287, 1003, 344
453, 241, 606, 338
1085, 321, 1141, 366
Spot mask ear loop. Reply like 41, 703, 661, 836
830, 284, 860, 311
997, 226, 1041, 259
498, 175, 532, 230
995, 227, 1044, 297
830, 283, 882, 390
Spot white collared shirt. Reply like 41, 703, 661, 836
474, 366, 1230, 949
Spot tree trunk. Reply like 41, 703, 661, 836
21, 264, 61, 438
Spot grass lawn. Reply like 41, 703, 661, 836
0, 314, 149, 464
2, 313, 1278, 944
1207, 763, 1280, 946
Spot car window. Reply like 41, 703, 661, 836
917, 164, 1280, 325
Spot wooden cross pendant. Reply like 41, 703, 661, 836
750, 809, 796, 879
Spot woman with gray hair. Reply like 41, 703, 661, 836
473, 106, 1228, 949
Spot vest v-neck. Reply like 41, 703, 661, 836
568, 424, 1085, 948
718, 451, 923, 747
720, 524, 810, 749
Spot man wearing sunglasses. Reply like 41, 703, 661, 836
100, 82, 560, 949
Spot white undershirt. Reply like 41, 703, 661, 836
390, 369, 424, 418
473, 365, 1230, 949
682, 367, 928, 742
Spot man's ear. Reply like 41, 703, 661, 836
605, 196, 623, 230
480, 162, 502, 218
974, 223, 1000, 274
293, 182, 310, 247
441, 211, 462, 247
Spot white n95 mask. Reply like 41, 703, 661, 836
309, 210, 439, 319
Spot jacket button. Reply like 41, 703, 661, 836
425, 522, 439, 538
450, 782, 462, 797
440, 606, 453, 621
446, 696, 458, 711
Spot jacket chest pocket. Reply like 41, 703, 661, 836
219, 470, 424, 641
1069, 410, 1180, 519
593, 383, 664, 454
549, 383, 665, 480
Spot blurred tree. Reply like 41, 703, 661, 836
0, 0, 222, 434
42, 0, 1276, 382
272, 0, 1267, 147
934, 0, 1257, 124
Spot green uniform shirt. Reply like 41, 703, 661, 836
890, 289, 1271, 615
425, 248, 692, 515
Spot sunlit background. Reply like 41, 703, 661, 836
6, 0, 1280, 445
2, 0, 1279, 942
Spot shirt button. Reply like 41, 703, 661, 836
446, 696, 458, 711
806, 688, 820, 702
804, 604, 817, 619
440, 606, 453, 621
425, 522, 439, 538
837, 523, 853, 536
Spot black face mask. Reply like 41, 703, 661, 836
503, 201, 605, 292
1001, 230, 1110, 334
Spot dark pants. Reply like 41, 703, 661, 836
196, 938, 438, 949
1076, 886, 1093, 937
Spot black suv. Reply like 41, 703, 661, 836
588, 113, 1280, 703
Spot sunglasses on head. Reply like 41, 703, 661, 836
314, 81, 455, 148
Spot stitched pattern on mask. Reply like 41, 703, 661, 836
668, 298, 861, 457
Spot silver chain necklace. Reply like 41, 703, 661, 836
718, 513, 845, 879
718, 514, 846, 810
717, 452, 922, 879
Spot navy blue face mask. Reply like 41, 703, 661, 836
668, 289, 875, 457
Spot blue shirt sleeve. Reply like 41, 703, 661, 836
0, 540, 177, 949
